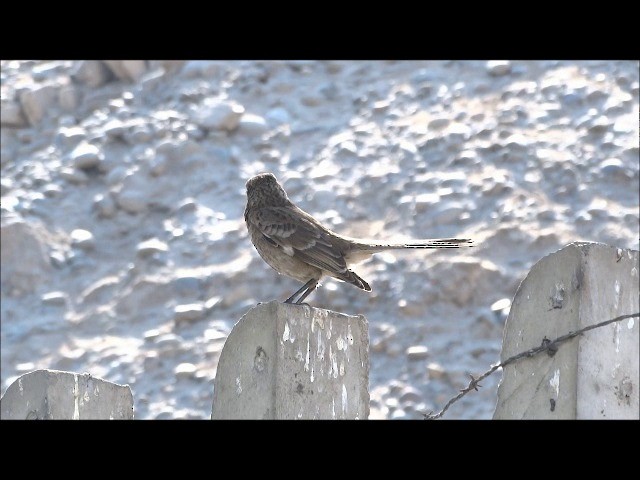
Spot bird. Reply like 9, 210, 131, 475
244, 172, 473, 304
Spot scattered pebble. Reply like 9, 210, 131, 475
175, 362, 198, 379
427, 363, 446, 379
174, 304, 207, 324
238, 113, 269, 136
486, 60, 512, 77
70, 229, 95, 251
41, 291, 68, 307
71, 143, 102, 170
194, 100, 245, 131
136, 238, 169, 257
406, 346, 430, 360
490, 298, 511, 312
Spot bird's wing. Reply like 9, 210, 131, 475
248, 206, 348, 274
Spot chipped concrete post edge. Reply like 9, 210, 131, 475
494, 242, 639, 419
0, 369, 134, 419
211, 301, 370, 419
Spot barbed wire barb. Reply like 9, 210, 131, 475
424, 312, 639, 420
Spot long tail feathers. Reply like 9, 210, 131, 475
367, 238, 474, 250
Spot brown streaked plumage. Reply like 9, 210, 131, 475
244, 172, 474, 304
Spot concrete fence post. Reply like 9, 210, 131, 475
494, 242, 639, 419
211, 300, 370, 419
0, 369, 134, 419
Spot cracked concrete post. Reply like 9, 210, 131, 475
211, 300, 369, 419
0, 369, 134, 419
494, 242, 639, 419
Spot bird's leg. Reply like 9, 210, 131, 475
284, 278, 318, 304
294, 279, 318, 305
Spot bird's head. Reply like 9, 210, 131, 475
245, 172, 289, 208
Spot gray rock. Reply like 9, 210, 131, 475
487, 60, 512, 77
58, 84, 80, 111
588, 116, 611, 134
148, 60, 186, 74
431, 205, 465, 225
175, 363, 198, 379
238, 113, 269, 136
168, 277, 201, 297
600, 158, 630, 179
613, 114, 636, 134
301, 95, 322, 107
266, 106, 291, 125
103, 119, 125, 140
0, 100, 27, 127
320, 82, 339, 100
399, 387, 423, 405
406, 345, 430, 360
411, 68, 435, 85
204, 296, 221, 310
56, 126, 86, 148
71, 60, 113, 87
137, 238, 169, 257
42, 291, 69, 307
174, 303, 206, 324
103, 60, 147, 82
180, 60, 221, 79
71, 143, 102, 169
105, 165, 129, 186
126, 125, 153, 144
116, 190, 147, 214
428, 117, 449, 130
0, 177, 13, 195
446, 122, 472, 142
19, 85, 59, 125
390, 409, 408, 419
93, 193, 117, 218
0, 219, 52, 294
426, 362, 446, 379
70, 229, 95, 251
148, 154, 168, 177
194, 100, 245, 131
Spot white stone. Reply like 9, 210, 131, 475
238, 113, 269, 136
174, 304, 206, 324
71, 143, 102, 169
427, 363, 446, 379
194, 100, 245, 131
103, 119, 125, 139
41, 291, 68, 307
59, 167, 88, 184
175, 363, 198, 379
406, 345, 430, 360
137, 238, 169, 256
70, 229, 95, 250
57, 127, 86, 147
487, 60, 512, 77
491, 298, 511, 312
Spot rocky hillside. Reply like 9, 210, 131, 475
1, 60, 638, 419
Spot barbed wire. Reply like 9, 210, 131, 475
423, 312, 640, 420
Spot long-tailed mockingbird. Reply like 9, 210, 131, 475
244, 172, 473, 304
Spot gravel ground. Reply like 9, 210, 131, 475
1, 60, 638, 419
